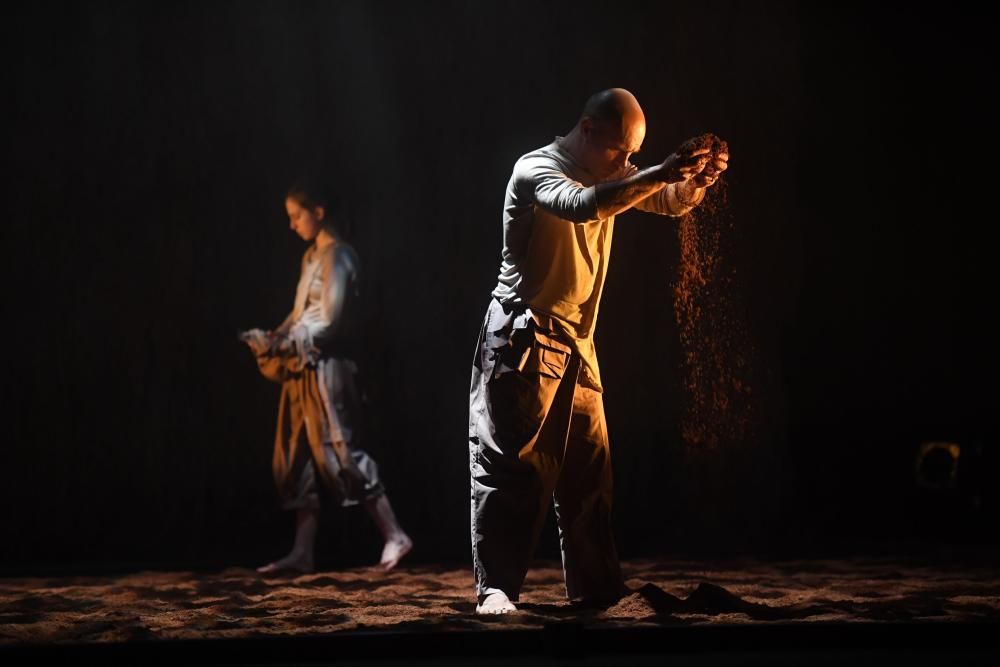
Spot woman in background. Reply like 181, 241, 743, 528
241, 181, 412, 574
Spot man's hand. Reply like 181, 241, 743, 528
658, 145, 712, 184
666, 134, 730, 188
673, 135, 730, 206
691, 148, 729, 188
595, 134, 728, 218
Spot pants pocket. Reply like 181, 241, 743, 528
521, 320, 573, 379
486, 304, 574, 382
520, 343, 568, 379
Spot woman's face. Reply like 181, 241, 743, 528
285, 197, 324, 241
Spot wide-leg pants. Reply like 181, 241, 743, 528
469, 297, 623, 602
272, 356, 384, 510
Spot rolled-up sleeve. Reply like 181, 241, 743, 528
622, 163, 705, 217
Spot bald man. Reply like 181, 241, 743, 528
468, 88, 729, 614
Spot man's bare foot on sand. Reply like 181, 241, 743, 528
256, 551, 314, 575
377, 534, 413, 571
476, 590, 517, 615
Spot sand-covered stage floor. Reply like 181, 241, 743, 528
3, 555, 999, 646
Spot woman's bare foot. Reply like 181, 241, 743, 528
365, 495, 412, 572
377, 534, 413, 571
256, 551, 315, 575
476, 590, 517, 615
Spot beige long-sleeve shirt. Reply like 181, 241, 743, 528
276, 232, 359, 365
491, 138, 701, 392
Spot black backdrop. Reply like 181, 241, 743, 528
3, 1, 996, 574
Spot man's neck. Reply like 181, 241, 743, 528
558, 126, 586, 165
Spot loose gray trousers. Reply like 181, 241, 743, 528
469, 296, 624, 603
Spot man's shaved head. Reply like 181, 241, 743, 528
569, 88, 646, 178
581, 88, 645, 131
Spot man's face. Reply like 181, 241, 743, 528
285, 197, 324, 241
581, 116, 645, 180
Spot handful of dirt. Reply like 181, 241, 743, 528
681, 133, 728, 156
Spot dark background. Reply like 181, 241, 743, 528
3, 1, 996, 574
